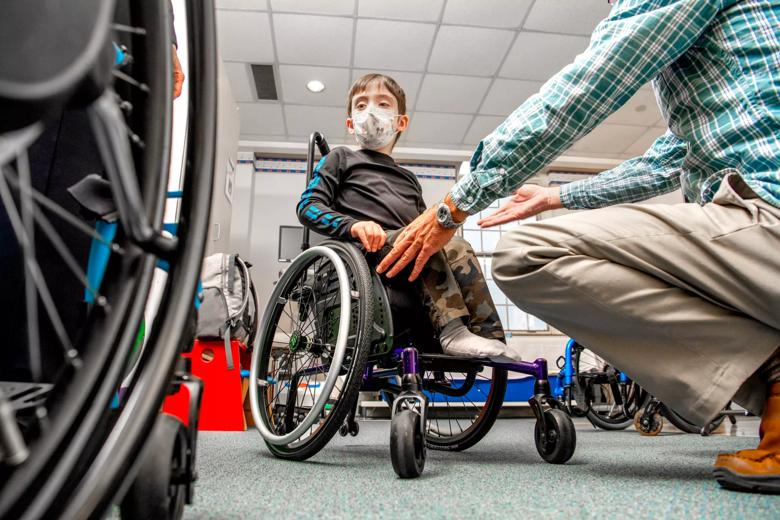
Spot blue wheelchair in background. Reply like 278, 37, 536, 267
248, 133, 577, 478
555, 339, 736, 435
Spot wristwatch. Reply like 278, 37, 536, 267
436, 201, 462, 229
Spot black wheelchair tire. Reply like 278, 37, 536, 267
424, 367, 507, 452
585, 388, 651, 431
260, 241, 373, 461
390, 410, 426, 479
0, 1, 216, 517
574, 346, 648, 431
534, 409, 576, 464
120, 414, 187, 520
660, 403, 725, 434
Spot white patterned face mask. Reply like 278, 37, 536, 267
351, 106, 398, 150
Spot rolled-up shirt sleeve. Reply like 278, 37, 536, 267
449, 0, 729, 214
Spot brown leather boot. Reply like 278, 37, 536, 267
713, 382, 780, 493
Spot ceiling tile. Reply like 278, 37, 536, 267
404, 112, 473, 144
428, 26, 514, 76
216, 0, 266, 10
463, 115, 505, 145
569, 123, 647, 155
278, 65, 351, 106
216, 10, 274, 62
237, 102, 285, 135
273, 14, 353, 67
416, 75, 491, 113
442, 0, 534, 28
351, 70, 423, 110
623, 126, 667, 156
358, 0, 444, 22
224, 62, 256, 102
479, 79, 542, 116
500, 33, 589, 80
284, 105, 348, 137
353, 20, 436, 71
270, 0, 354, 16
604, 89, 662, 126
523, 0, 611, 35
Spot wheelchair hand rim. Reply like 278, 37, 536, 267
250, 246, 352, 446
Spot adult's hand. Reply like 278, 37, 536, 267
350, 220, 387, 252
173, 46, 185, 99
376, 206, 457, 282
478, 184, 562, 228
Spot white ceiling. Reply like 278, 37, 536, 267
216, 0, 667, 159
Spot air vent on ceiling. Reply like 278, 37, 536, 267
251, 64, 278, 100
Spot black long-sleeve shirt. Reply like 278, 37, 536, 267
296, 147, 427, 240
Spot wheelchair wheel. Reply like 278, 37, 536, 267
250, 241, 373, 460
390, 409, 426, 478
660, 403, 725, 434
0, 1, 216, 517
574, 347, 647, 430
120, 414, 188, 520
534, 409, 576, 464
422, 366, 507, 451
634, 409, 664, 436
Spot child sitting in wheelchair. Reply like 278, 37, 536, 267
296, 73, 522, 362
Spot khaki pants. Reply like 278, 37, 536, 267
492, 173, 780, 425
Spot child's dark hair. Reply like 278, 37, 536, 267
346, 73, 407, 117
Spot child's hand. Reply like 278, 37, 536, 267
350, 221, 387, 252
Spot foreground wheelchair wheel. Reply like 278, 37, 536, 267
0, 1, 216, 517
422, 365, 507, 451
390, 409, 426, 478
250, 241, 373, 460
534, 409, 576, 464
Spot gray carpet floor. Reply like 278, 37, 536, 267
183, 418, 779, 519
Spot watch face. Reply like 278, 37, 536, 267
437, 204, 447, 221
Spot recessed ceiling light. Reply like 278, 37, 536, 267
306, 80, 326, 93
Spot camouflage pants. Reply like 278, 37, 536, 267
380, 231, 505, 341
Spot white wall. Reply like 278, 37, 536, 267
229, 151, 255, 258
204, 60, 241, 255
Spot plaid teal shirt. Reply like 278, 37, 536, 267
450, 0, 780, 213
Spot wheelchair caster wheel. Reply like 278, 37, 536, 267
534, 409, 576, 464
339, 421, 359, 437
390, 410, 425, 478
120, 415, 188, 520
634, 410, 663, 436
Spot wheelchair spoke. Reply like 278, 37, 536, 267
111, 70, 150, 93
111, 23, 146, 35
16, 187, 104, 304
18, 153, 41, 381
0, 161, 76, 369
4, 168, 124, 254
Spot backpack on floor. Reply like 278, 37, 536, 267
197, 253, 258, 369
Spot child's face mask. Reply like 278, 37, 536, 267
351, 106, 398, 150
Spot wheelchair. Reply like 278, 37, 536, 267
249, 133, 576, 478
0, 1, 216, 517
